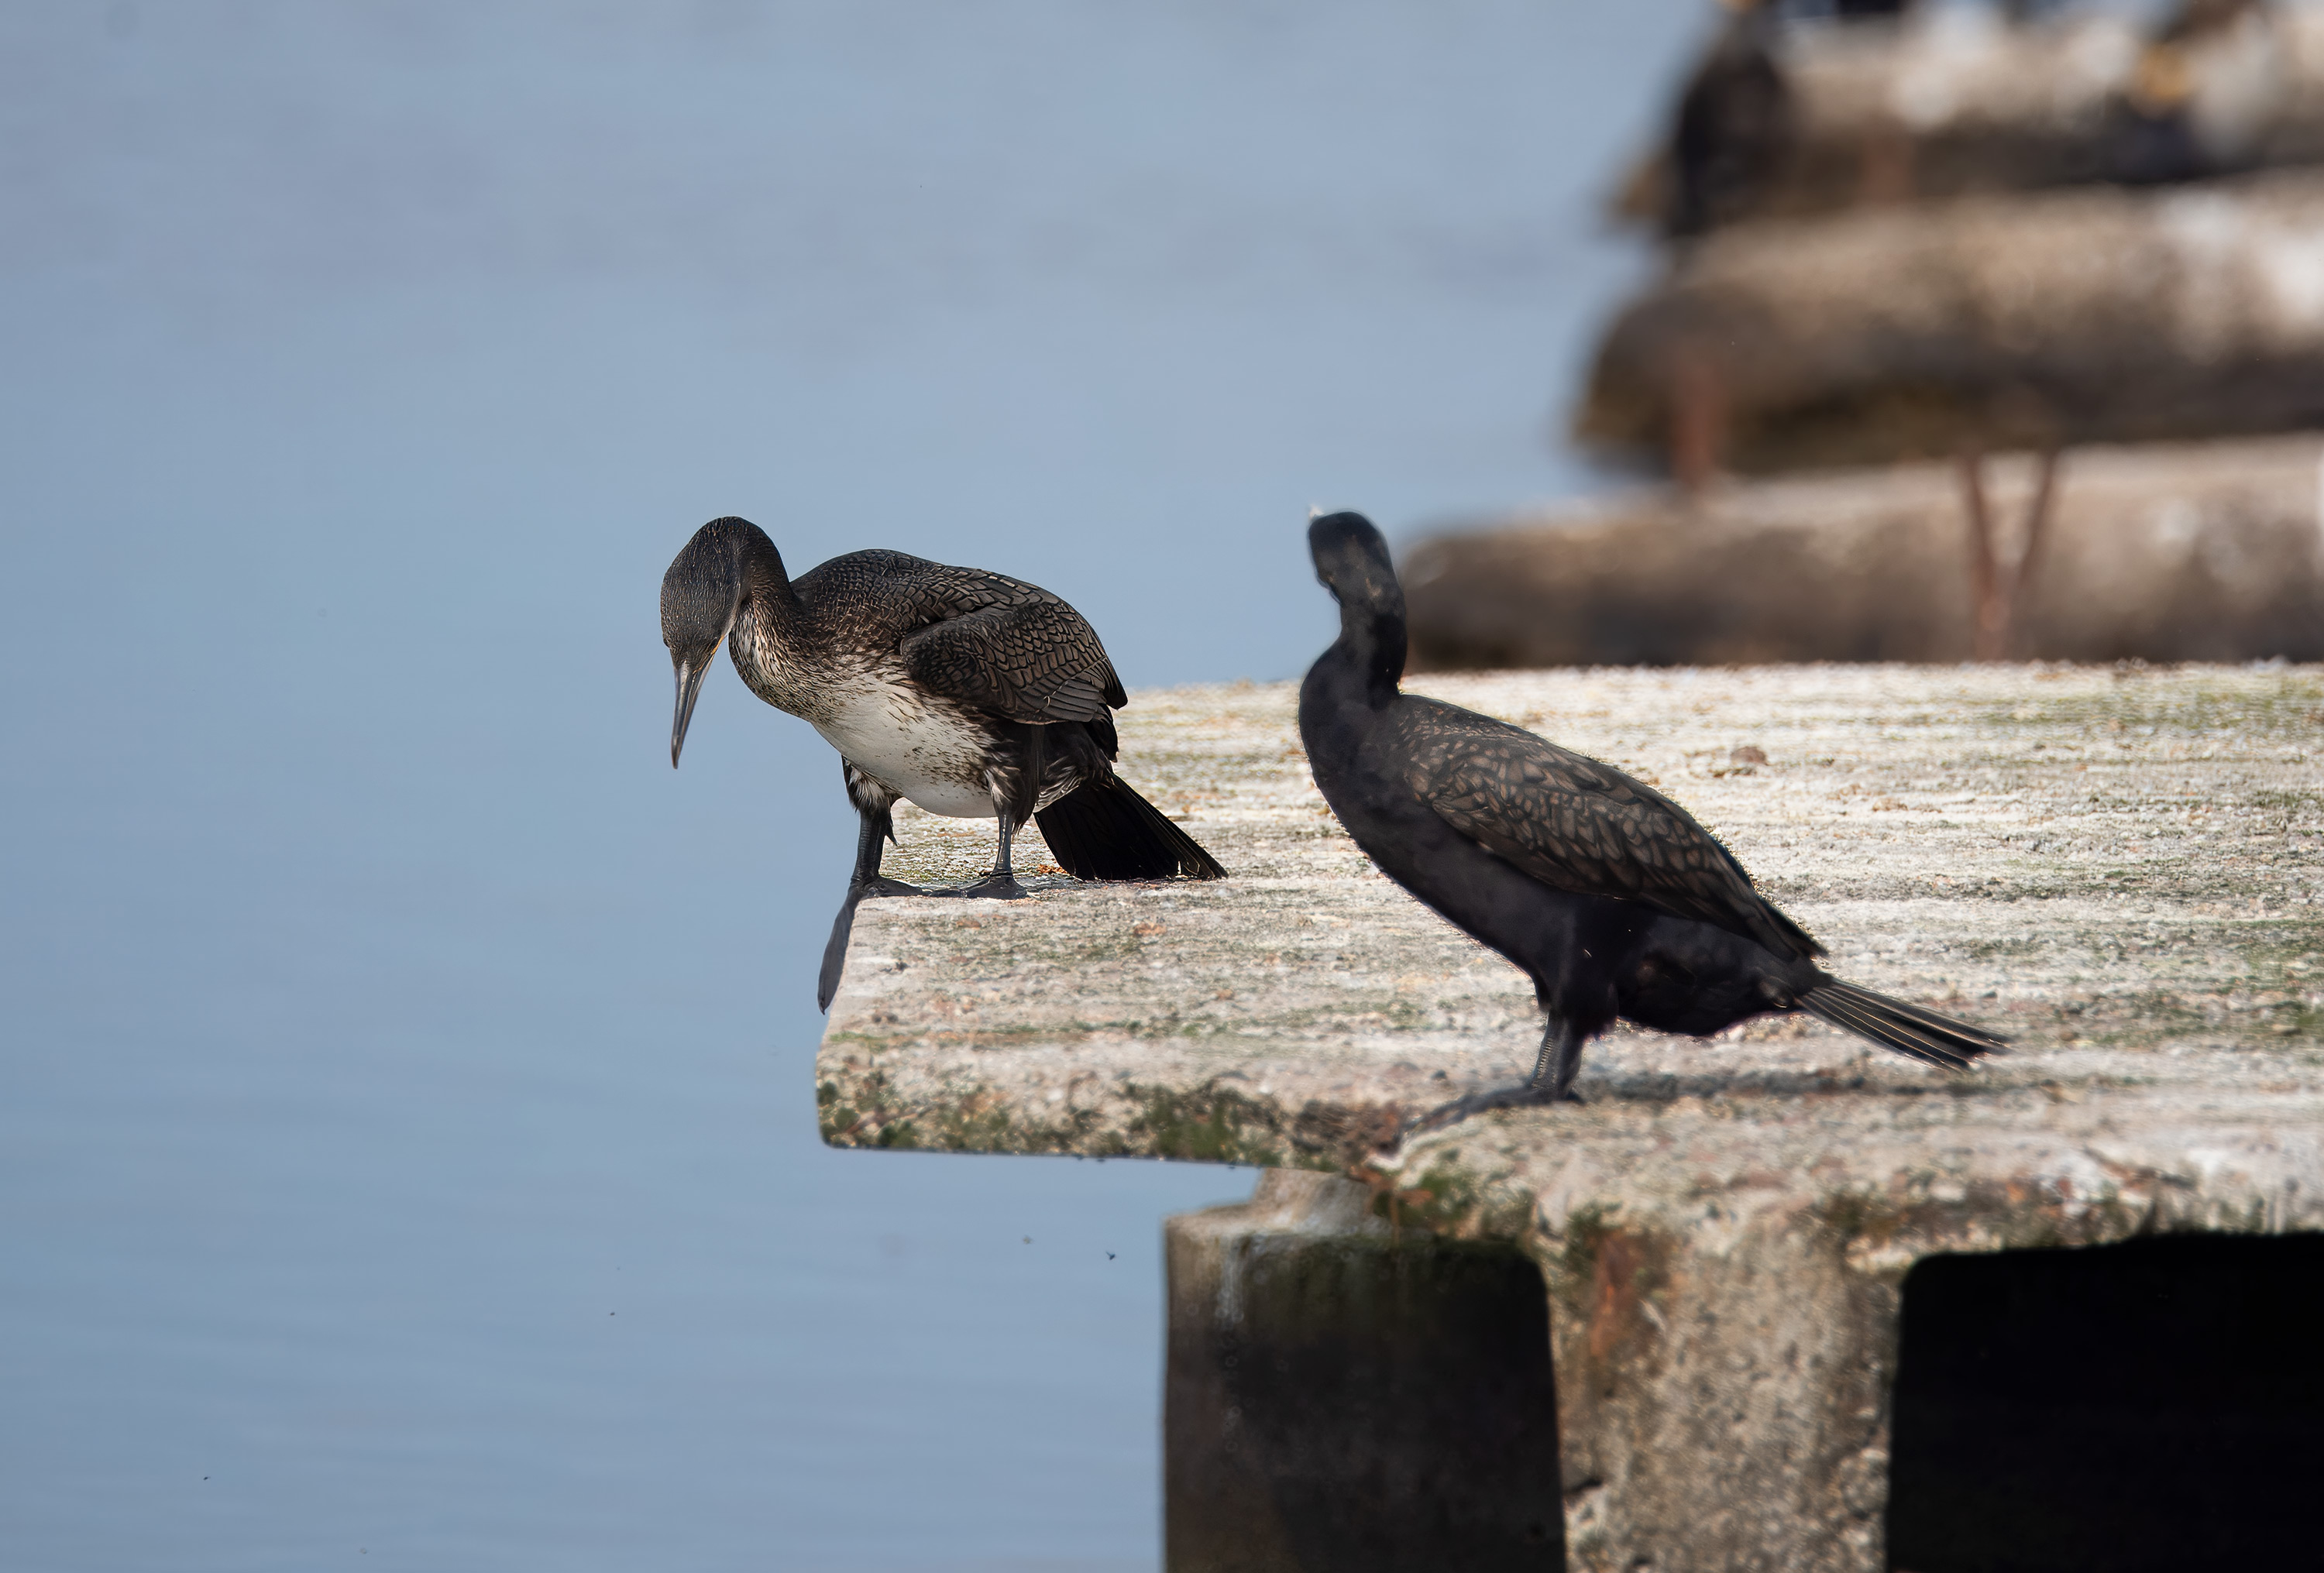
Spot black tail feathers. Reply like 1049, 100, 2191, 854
1800, 980, 2009, 1072
1034, 776, 1226, 882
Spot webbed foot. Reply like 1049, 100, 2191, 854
856, 876, 926, 899
947, 874, 1033, 902
1403, 1079, 1581, 1139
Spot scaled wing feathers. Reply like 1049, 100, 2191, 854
895, 573, 1127, 724
1380, 699, 1822, 960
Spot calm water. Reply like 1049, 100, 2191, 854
0, 4, 1695, 1567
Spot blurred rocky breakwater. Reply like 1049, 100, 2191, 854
1433, 2, 2324, 669
1406, 436, 2324, 668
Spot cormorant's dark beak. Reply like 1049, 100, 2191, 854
671, 658, 710, 768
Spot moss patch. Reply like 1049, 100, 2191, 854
1124, 1083, 1297, 1167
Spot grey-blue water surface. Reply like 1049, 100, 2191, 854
0, 4, 1697, 1567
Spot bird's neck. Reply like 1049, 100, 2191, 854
1331, 596, 1407, 708
734, 531, 797, 617
723, 534, 815, 706
1301, 597, 1406, 771
730, 532, 803, 649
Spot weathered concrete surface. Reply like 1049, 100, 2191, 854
820, 664, 2323, 1164
819, 664, 2323, 1571
1580, 169, 2324, 472
1400, 436, 2324, 668
1616, 9, 2324, 234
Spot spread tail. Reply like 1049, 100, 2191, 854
1034, 776, 1226, 882
1800, 980, 2009, 1072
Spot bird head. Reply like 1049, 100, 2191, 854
1307, 510, 1401, 613
661, 517, 779, 768
1307, 510, 1408, 693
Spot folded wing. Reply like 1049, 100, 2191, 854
894, 569, 1129, 726
1378, 696, 1822, 961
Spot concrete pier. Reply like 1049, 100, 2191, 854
1398, 437, 2324, 670
1612, 9, 2324, 235
1580, 170, 2324, 472
816, 665, 2324, 1571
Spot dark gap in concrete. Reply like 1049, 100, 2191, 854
1887, 1232, 2324, 1573
1166, 1235, 1563, 1573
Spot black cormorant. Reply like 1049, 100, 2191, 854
662, 517, 1225, 1008
1667, 1, 1790, 239
1298, 512, 2003, 1118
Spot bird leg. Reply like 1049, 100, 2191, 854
1402, 1018, 1585, 1140
949, 749, 1040, 901
952, 812, 1033, 902
817, 805, 925, 1014
837, 765, 922, 901
846, 802, 923, 899
1528, 1016, 1588, 1101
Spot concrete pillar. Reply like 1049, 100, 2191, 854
1166, 1174, 1896, 1573
1538, 1214, 1894, 1573
1165, 1177, 2324, 1573
1164, 1171, 1564, 1573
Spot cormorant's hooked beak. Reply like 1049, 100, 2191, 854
671, 658, 710, 768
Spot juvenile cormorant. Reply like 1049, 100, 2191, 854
662, 517, 1225, 1008
1298, 512, 2003, 1117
